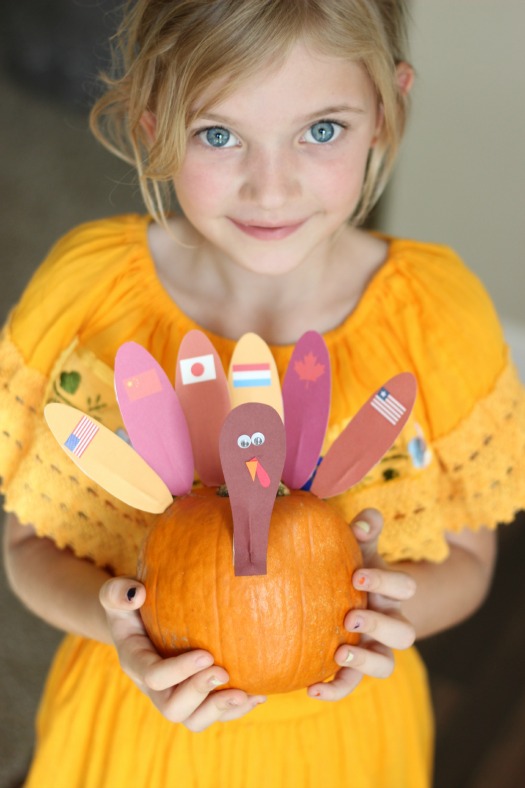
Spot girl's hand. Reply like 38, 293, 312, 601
307, 508, 416, 701
99, 578, 266, 731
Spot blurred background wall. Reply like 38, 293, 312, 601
0, 2, 524, 787
384, 0, 525, 374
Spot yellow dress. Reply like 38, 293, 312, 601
1, 214, 524, 788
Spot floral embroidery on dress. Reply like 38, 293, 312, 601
45, 340, 128, 441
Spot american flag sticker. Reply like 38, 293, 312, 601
179, 354, 217, 385
232, 363, 272, 388
124, 368, 163, 402
64, 416, 99, 457
370, 387, 406, 426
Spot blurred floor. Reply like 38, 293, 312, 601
1, 65, 525, 788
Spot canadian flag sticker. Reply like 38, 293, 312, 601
179, 353, 217, 385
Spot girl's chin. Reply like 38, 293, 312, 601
225, 249, 312, 277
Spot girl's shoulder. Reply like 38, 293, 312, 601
357, 234, 505, 369
19, 213, 150, 292
372, 234, 498, 322
333, 233, 505, 370
9, 214, 152, 375
325, 234, 509, 441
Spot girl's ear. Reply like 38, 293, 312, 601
140, 111, 157, 142
396, 61, 415, 97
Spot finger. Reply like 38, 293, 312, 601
160, 667, 236, 724
349, 509, 383, 563
174, 686, 250, 731
185, 693, 267, 732
99, 578, 149, 648
143, 651, 216, 692
335, 643, 394, 679
218, 695, 267, 723
307, 668, 363, 702
353, 568, 416, 601
115, 629, 165, 685
344, 608, 416, 650
99, 577, 146, 614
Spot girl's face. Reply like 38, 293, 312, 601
173, 42, 383, 276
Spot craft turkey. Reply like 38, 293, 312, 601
45, 330, 417, 693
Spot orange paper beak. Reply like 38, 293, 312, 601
245, 458, 271, 488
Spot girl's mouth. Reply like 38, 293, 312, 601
229, 218, 305, 241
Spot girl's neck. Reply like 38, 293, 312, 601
148, 216, 388, 345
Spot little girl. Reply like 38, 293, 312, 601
2, 2, 524, 786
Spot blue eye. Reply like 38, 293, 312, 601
304, 121, 342, 144
201, 127, 236, 148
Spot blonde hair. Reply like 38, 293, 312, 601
90, 0, 411, 226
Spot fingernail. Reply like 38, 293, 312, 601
351, 615, 365, 631
355, 571, 370, 589
343, 649, 354, 665
227, 698, 241, 707
194, 654, 214, 668
208, 675, 226, 688
354, 520, 371, 534
126, 587, 137, 601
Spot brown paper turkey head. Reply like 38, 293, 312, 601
219, 402, 286, 575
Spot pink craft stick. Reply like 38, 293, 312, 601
282, 331, 331, 489
114, 342, 194, 496
310, 373, 417, 499
175, 330, 231, 486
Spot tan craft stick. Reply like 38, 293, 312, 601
44, 403, 173, 513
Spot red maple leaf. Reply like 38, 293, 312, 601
294, 352, 325, 387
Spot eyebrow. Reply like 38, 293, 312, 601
193, 104, 365, 127
299, 105, 366, 122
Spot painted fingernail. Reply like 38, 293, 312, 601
208, 675, 226, 688
126, 587, 137, 601
343, 649, 355, 665
355, 572, 369, 589
351, 615, 365, 631
354, 520, 371, 534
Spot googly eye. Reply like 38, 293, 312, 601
251, 432, 265, 446
237, 434, 252, 449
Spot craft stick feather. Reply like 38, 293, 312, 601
310, 373, 417, 499
175, 330, 230, 486
114, 342, 194, 497
44, 403, 173, 513
228, 333, 284, 419
282, 331, 331, 489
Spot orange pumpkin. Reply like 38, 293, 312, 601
137, 486, 366, 695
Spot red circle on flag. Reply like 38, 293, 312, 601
191, 362, 205, 378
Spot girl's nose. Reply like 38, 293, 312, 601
239, 147, 301, 209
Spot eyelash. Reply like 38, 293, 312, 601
193, 126, 239, 149
192, 119, 348, 149
302, 120, 348, 145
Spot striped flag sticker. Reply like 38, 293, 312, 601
370, 387, 406, 425
64, 415, 99, 457
231, 363, 272, 388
